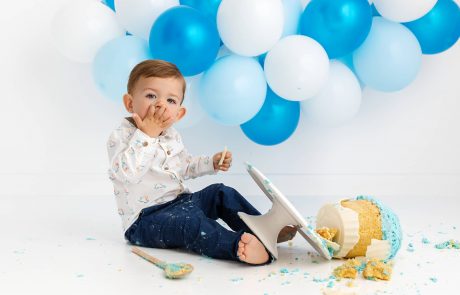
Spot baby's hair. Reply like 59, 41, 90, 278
127, 59, 186, 103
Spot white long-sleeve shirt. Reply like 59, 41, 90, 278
107, 118, 216, 232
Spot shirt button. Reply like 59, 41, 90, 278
167, 150, 171, 155
164, 166, 169, 170
142, 141, 148, 147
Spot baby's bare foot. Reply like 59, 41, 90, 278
237, 233, 269, 265
277, 225, 297, 243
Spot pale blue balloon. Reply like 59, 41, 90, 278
93, 36, 153, 101
199, 55, 267, 125
282, 0, 303, 37
353, 17, 422, 92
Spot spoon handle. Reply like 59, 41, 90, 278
131, 247, 166, 269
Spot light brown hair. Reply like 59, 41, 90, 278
127, 60, 186, 103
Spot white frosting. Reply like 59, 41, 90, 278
366, 239, 391, 260
316, 202, 360, 258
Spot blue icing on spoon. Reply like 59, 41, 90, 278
132, 247, 193, 279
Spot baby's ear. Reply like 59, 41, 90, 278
123, 94, 133, 113
176, 106, 187, 121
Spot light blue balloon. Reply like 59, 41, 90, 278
199, 55, 267, 126
150, 6, 220, 76
241, 87, 300, 146
93, 36, 152, 101
299, 0, 372, 58
404, 0, 460, 55
353, 17, 422, 92
180, 0, 222, 20
282, 0, 302, 37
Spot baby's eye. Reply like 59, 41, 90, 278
146, 94, 157, 99
167, 98, 177, 104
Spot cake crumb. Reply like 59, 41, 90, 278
333, 258, 366, 279
316, 227, 339, 241
362, 259, 392, 281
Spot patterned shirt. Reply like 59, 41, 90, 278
107, 118, 216, 233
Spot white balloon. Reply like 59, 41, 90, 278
175, 74, 206, 129
115, 0, 179, 40
51, 1, 124, 63
264, 35, 329, 101
217, 0, 284, 56
373, 0, 437, 22
301, 61, 362, 127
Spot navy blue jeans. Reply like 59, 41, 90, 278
125, 183, 262, 262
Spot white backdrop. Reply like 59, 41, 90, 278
1, 0, 459, 198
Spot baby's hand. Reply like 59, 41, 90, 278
213, 150, 232, 171
132, 102, 174, 137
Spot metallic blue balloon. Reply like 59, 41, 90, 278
101, 0, 115, 11
371, 4, 380, 17
404, 0, 460, 55
149, 6, 220, 76
240, 87, 300, 146
180, 0, 222, 20
299, 0, 372, 58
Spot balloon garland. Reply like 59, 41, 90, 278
52, 0, 460, 145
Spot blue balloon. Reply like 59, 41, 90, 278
258, 52, 267, 68
403, 0, 460, 55
180, 0, 222, 20
101, 0, 115, 11
371, 4, 380, 16
150, 6, 220, 76
299, 0, 372, 58
199, 55, 267, 126
353, 17, 422, 92
241, 87, 300, 146
93, 36, 153, 101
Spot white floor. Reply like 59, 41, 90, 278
1, 194, 459, 295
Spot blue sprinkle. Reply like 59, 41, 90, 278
327, 281, 334, 288
422, 238, 430, 244
230, 277, 243, 283
86, 237, 96, 240
280, 268, 289, 274
430, 277, 438, 283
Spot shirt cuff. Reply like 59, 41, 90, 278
206, 155, 218, 175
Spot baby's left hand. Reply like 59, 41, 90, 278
213, 150, 232, 171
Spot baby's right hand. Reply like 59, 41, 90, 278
132, 103, 173, 138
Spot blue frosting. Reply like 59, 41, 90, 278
356, 196, 403, 259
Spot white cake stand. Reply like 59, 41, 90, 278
238, 163, 332, 260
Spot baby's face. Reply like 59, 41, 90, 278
128, 76, 185, 123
